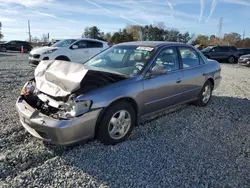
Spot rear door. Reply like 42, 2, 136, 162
220, 46, 230, 59
86, 41, 104, 59
178, 46, 206, 101
141, 46, 184, 115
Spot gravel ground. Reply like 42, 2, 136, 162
0, 52, 250, 188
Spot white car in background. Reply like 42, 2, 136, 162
28, 38, 110, 66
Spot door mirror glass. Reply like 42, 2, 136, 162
150, 65, 168, 76
72, 45, 78, 49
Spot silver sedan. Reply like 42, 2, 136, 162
16, 41, 222, 145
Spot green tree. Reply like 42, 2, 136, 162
110, 29, 134, 44
193, 34, 209, 45
83, 26, 100, 39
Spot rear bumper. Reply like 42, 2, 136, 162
16, 96, 102, 145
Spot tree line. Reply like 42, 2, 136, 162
1, 20, 249, 48
83, 25, 250, 48
83, 24, 193, 45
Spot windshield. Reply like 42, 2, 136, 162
202, 46, 213, 52
84, 45, 155, 76
52, 39, 76, 47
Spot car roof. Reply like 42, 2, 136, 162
115, 41, 186, 47
75, 38, 107, 43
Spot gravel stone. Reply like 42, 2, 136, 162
0, 52, 250, 187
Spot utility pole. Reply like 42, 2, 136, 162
243, 30, 246, 47
0, 22, 2, 41
218, 17, 223, 45
28, 20, 31, 43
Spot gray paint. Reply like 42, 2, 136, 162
16, 42, 222, 145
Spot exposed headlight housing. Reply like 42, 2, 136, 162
43, 49, 57, 54
59, 100, 92, 119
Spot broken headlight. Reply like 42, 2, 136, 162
21, 80, 36, 95
59, 100, 92, 119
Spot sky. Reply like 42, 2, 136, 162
0, 0, 249, 41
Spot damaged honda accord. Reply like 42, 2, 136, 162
16, 41, 222, 145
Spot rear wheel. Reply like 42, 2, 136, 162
195, 81, 213, 107
97, 101, 136, 145
228, 56, 236, 64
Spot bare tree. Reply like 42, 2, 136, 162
41, 34, 49, 43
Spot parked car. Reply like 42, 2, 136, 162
237, 48, 250, 57
0, 40, 32, 53
201, 46, 239, 63
16, 41, 222, 145
28, 38, 109, 67
238, 54, 250, 67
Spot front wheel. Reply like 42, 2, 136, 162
228, 56, 236, 64
1, 47, 7, 52
195, 81, 213, 107
97, 101, 136, 145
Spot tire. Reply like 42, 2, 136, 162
1, 46, 7, 52
23, 48, 28, 53
228, 56, 236, 64
55, 56, 70, 61
195, 81, 213, 107
97, 101, 136, 145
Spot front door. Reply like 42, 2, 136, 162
70, 40, 90, 63
141, 47, 184, 115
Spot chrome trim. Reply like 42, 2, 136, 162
145, 93, 182, 105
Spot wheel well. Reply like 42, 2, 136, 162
94, 97, 139, 136
207, 78, 214, 88
55, 55, 70, 61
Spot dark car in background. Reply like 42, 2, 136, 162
0, 40, 32, 53
201, 46, 239, 63
237, 48, 250, 57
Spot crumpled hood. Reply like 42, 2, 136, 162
34, 60, 88, 97
30, 46, 59, 54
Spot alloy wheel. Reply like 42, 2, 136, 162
202, 85, 211, 104
108, 110, 131, 140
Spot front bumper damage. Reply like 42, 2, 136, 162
16, 96, 101, 145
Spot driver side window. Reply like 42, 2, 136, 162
151, 47, 180, 72
74, 40, 87, 49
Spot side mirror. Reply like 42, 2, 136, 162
147, 66, 168, 77
72, 45, 78, 49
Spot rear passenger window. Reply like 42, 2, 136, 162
87, 41, 103, 48
220, 47, 229, 52
179, 47, 200, 68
